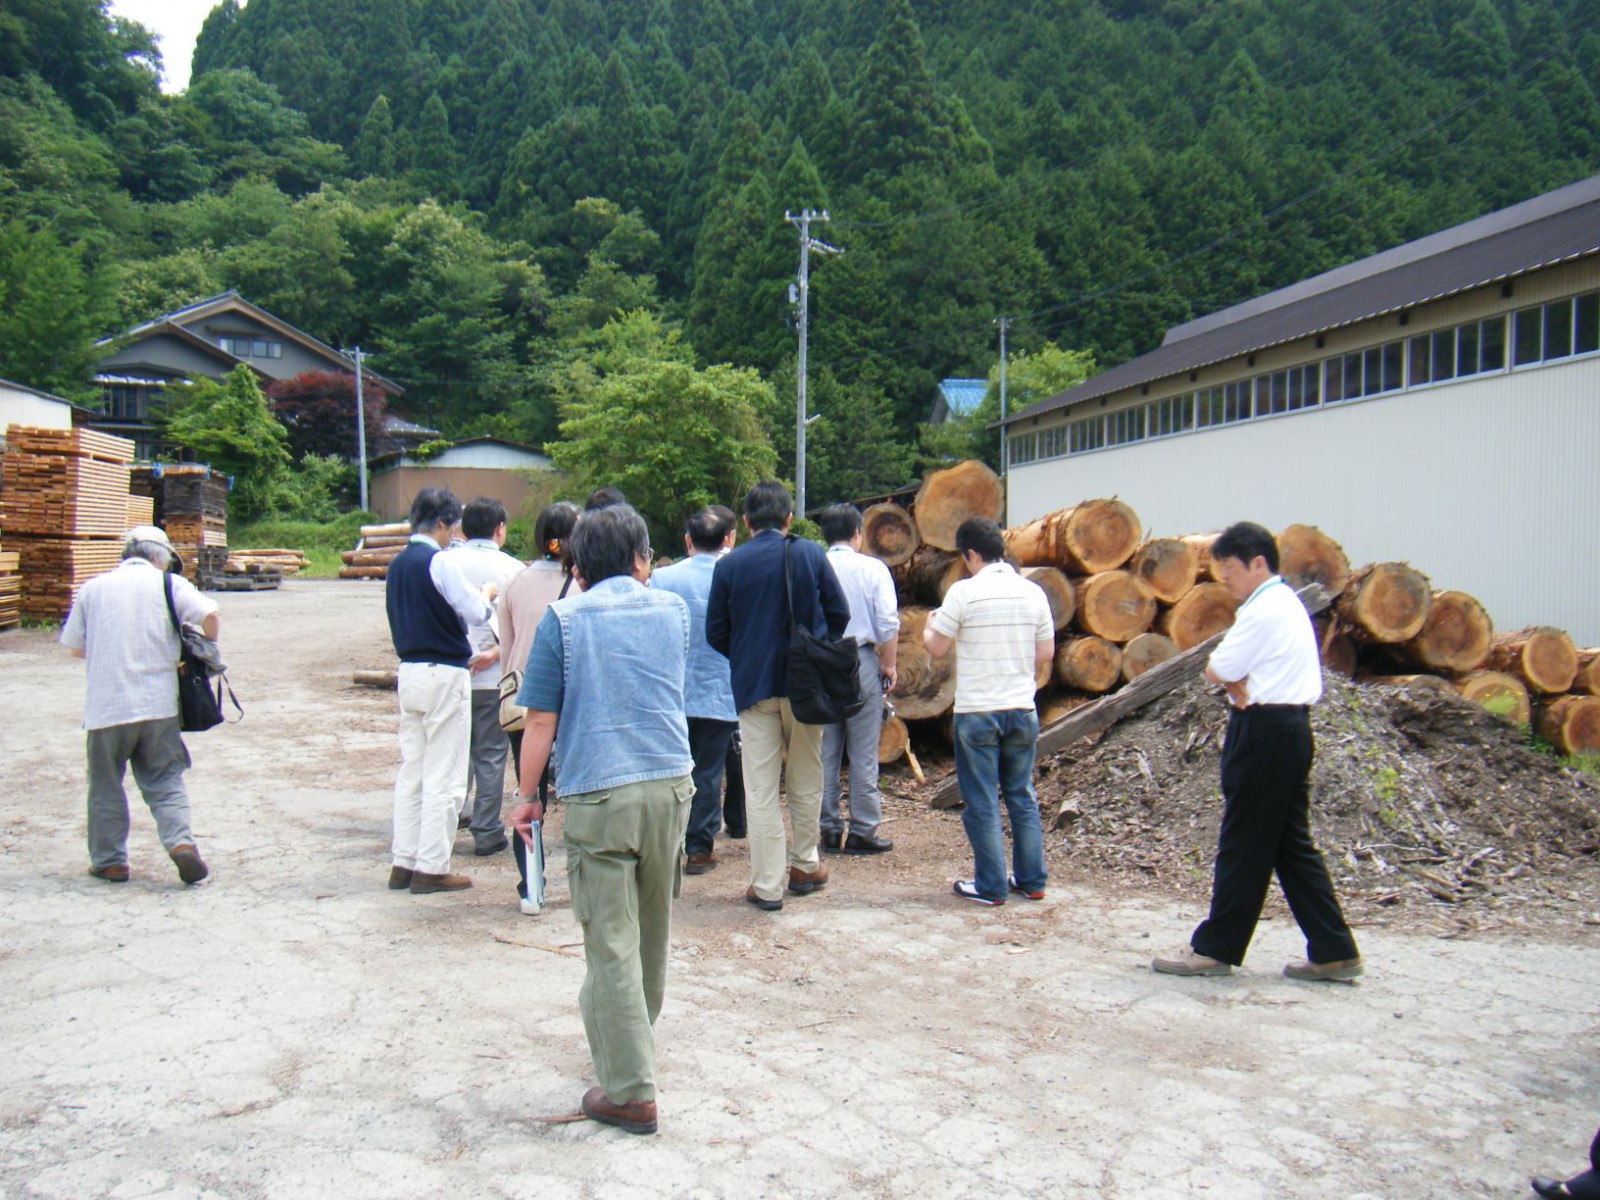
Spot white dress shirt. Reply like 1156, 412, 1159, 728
446, 538, 526, 688
1207, 575, 1323, 706
823, 544, 900, 648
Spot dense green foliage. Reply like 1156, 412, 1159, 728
3, 0, 1599, 510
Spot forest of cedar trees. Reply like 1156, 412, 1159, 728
3, 0, 1598, 519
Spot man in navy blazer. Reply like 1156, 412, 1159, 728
707, 481, 849, 912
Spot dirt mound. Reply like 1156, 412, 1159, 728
1034, 672, 1600, 934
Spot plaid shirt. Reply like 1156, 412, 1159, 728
60, 559, 219, 730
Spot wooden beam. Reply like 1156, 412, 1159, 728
928, 584, 1331, 807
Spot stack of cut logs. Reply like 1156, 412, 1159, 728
339, 523, 411, 579
226, 549, 308, 576
864, 459, 1600, 761
1, 425, 135, 620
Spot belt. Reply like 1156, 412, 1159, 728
1242, 703, 1309, 713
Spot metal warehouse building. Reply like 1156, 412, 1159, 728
1001, 173, 1600, 644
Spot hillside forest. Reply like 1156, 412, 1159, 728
3, 0, 1599, 529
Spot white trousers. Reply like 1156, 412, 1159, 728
393, 662, 471, 875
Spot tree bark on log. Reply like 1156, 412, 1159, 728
1156, 582, 1238, 650
338, 566, 389, 580
359, 523, 411, 538
1277, 524, 1351, 599
1128, 537, 1198, 604
1335, 562, 1433, 643
893, 547, 963, 606
1073, 570, 1156, 642
1454, 670, 1531, 725
1400, 590, 1493, 673
913, 461, 1004, 552
1121, 632, 1179, 683
1054, 636, 1122, 693
861, 503, 920, 567
890, 607, 956, 719
342, 547, 406, 566
1485, 626, 1579, 695
1575, 650, 1600, 697
1002, 498, 1142, 574
878, 714, 909, 764
360, 535, 412, 549
1535, 694, 1600, 755
1022, 566, 1076, 631
927, 584, 1332, 806
352, 669, 398, 689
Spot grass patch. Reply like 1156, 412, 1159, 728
1565, 752, 1600, 779
231, 511, 374, 579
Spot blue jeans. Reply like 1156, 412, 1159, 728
953, 709, 1046, 903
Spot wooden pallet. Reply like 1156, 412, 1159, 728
0, 453, 133, 537
4, 425, 133, 464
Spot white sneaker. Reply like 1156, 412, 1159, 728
519, 897, 541, 916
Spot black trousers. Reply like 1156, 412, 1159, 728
1190, 705, 1359, 967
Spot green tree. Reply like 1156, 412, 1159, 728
410, 91, 458, 198
0, 218, 108, 396
922, 342, 1096, 471
353, 94, 396, 178
164, 365, 292, 520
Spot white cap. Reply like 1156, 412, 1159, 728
125, 525, 181, 569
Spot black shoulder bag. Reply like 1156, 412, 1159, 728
163, 573, 241, 732
782, 537, 864, 725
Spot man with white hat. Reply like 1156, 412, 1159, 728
60, 525, 220, 885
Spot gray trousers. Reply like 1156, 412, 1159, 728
820, 645, 885, 839
465, 689, 510, 850
86, 717, 193, 869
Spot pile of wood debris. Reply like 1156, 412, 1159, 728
1033, 671, 1600, 933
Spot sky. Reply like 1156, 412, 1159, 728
109, 0, 223, 93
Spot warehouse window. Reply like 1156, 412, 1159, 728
1106, 405, 1145, 446
1150, 392, 1194, 437
1412, 315, 1510, 386
1009, 431, 1037, 465
1037, 424, 1067, 460
1510, 292, 1600, 368
1068, 414, 1105, 453
1195, 381, 1250, 427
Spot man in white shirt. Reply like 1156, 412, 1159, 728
61, 525, 220, 886
446, 497, 526, 857
925, 518, 1054, 906
816, 504, 899, 854
1152, 521, 1362, 982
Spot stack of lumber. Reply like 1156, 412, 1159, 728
0, 537, 18, 629
0, 425, 135, 620
339, 522, 411, 580
127, 494, 155, 526
158, 466, 229, 583
860, 459, 1600, 760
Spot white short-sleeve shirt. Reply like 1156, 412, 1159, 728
1206, 575, 1323, 706
929, 562, 1053, 713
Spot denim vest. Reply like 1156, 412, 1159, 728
548, 575, 693, 799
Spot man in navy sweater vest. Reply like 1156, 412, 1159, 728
385, 488, 495, 894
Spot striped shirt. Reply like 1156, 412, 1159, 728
60, 558, 219, 730
929, 562, 1053, 713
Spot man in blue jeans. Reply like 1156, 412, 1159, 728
924, 518, 1055, 906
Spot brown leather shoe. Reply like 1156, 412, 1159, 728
684, 852, 717, 875
744, 885, 782, 912
581, 1086, 657, 1135
89, 864, 129, 883
409, 871, 473, 894
169, 844, 209, 885
388, 866, 414, 890
787, 862, 828, 895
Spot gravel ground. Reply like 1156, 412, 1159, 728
0, 579, 1595, 1199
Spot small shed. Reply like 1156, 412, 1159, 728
368, 437, 556, 522
0, 379, 75, 434
929, 378, 988, 424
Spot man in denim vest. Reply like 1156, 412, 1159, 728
508, 504, 693, 1135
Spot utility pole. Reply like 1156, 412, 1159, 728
343, 346, 370, 513
785, 208, 840, 520
994, 316, 1011, 481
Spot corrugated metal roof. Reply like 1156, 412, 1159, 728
1007, 173, 1600, 425
937, 378, 988, 416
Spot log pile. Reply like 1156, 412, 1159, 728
1, 425, 136, 619
854, 459, 1600, 764
339, 522, 411, 580
227, 549, 308, 576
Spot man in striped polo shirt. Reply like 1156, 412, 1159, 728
924, 518, 1055, 906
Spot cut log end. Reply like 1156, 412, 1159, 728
1128, 537, 1199, 605
1402, 590, 1493, 673
1454, 670, 1531, 726
1004, 498, 1141, 574
1022, 566, 1076, 631
1486, 626, 1579, 695
1121, 632, 1179, 683
1156, 582, 1238, 651
1073, 570, 1156, 643
1277, 524, 1351, 599
861, 503, 920, 568
914, 461, 1004, 552
1535, 695, 1600, 756
1054, 636, 1122, 693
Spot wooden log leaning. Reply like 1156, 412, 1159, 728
1022, 567, 1076, 632
913, 461, 1004, 552
1121, 632, 1179, 683
1277, 524, 1351, 599
890, 607, 956, 719
1127, 537, 1198, 605
878, 714, 909, 764
861, 503, 920, 568
1156, 582, 1238, 650
1535, 694, 1600, 756
1454, 670, 1531, 725
1073, 570, 1156, 643
1336, 562, 1432, 644
1003, 498, 1142, 574
1575, 650, 1600, 697
1400, 590, 1493, 673
1053, 636, 1122, 693
928, 583, 1333, 805
352, 669, 398, 689
1485, 626, 1579, 695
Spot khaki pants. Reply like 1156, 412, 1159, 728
738, 698, 824, 903
564, 775, 693, 1104
393, 662, 470, 875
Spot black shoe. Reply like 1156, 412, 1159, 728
819, 829, 845, 853
843, 832, 892, 854
723, 823, 746, 840
744, 886, 782, 912
474, 834, 510, 857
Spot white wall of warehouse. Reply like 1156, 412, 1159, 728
1005, 354, 1600, 645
